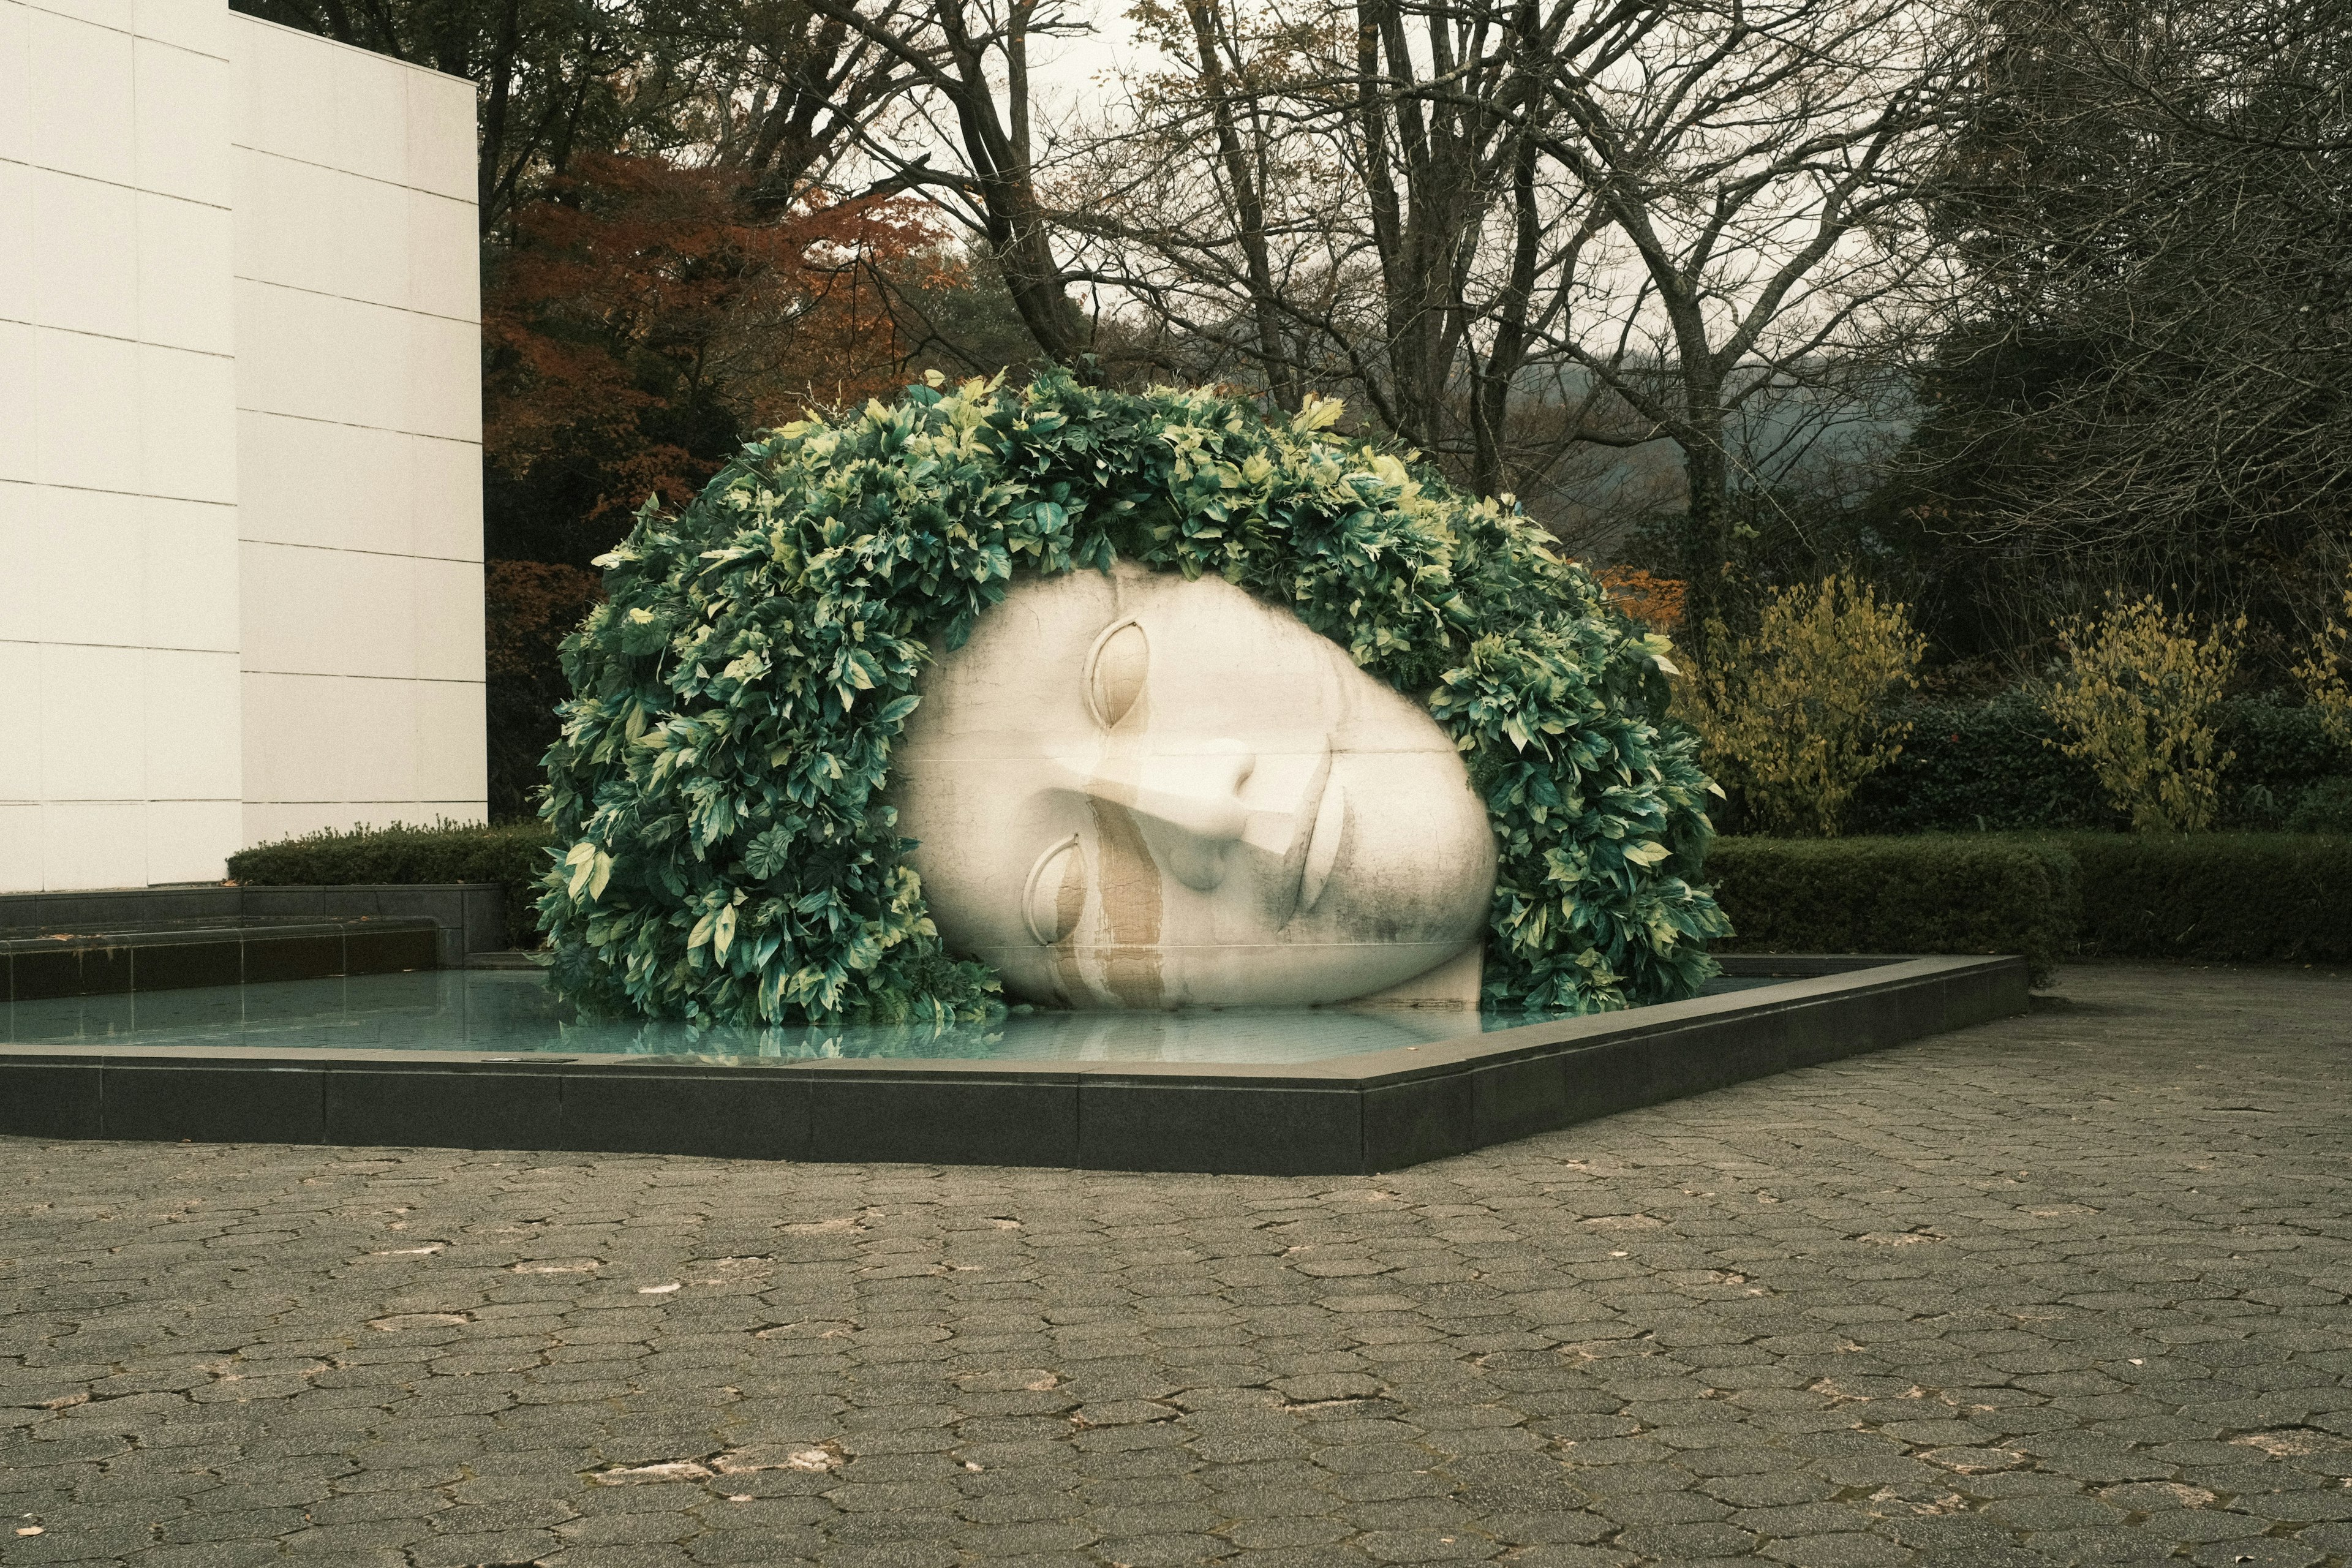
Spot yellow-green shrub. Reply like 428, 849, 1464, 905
2296, 560, 2352, 749
1684, 576, 1924, 837
2045, 595, 2241, 832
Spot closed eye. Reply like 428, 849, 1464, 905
1298, 778, 1347, 914
1023, 834, 1084, 945
1084, 617, 1149, 729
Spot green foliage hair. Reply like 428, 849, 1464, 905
538, 373, 1728, 1025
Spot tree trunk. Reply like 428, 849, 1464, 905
1469, 135, 1538, 497
1185, 0, 1298, 411
1679, 417, 1731, 666
476, 0, 524, 236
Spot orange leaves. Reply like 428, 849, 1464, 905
483, 152, 954, 526
1594, 567, 1687, 631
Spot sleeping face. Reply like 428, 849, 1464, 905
888, 562, 1496, 1009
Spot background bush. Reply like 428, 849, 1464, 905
2045, 595, 2242, 832
1683, 576, 1924, 836
1707, 835, 2077, 985
228, 822, 554, 949
1838, 695, 2347, 835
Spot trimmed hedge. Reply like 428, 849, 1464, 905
1707, 835, 2077, 986
2059, 832, 2352, 964
227, 821, 554, 949
1706, 831, 2352, 982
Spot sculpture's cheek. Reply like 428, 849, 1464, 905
1291, 750, 1496, 948
1079, 798, 1166, 1008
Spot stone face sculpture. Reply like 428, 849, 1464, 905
891, 562, 1496, 1009
542, 377, 1727, 1028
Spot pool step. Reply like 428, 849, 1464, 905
0, 916, 440, 1003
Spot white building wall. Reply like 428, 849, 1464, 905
231, 13, 484, 848
0, 0, 243, 894
0, 1, 482, 892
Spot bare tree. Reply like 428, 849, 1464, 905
1896, 0, 2352, 651
1483, 0, 1965, 646
781, 0, 1099, 366
684, 0, 942, 209
1055, 0, 1646, 499
1042, 0, 1963, 620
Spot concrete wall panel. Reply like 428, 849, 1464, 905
230, 13, 485, 855
0, 323, 29, 480
26, 8, 134, 183
1, 1, 481, 891
0, 5, 28, 165
135, 192, 233, 353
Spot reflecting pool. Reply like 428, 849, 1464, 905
1, 968, 1781, 1066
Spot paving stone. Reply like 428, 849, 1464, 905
0, 963, 2347, 1568
2186, 1540, 2328, 1568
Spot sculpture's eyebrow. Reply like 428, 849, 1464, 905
1085, 618, 1150, 729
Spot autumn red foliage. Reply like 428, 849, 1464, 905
1594, 566, 1688, 632
483, 151, 952, 540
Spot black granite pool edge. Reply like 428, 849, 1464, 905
0, 955, 2025, 1174
0, 883, 509, 971
0, 918, 443, 1003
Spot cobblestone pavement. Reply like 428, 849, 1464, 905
3, 963, 2350, 1568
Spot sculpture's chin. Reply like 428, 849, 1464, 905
976, 938, 1482, 1011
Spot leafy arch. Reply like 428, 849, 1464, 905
540, 374, 1727, 1024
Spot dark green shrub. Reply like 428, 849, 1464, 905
1844, 691, 2114, 834
228, 821, 556, 949
1705, 835, 2075, 986
2288, 777, 2352, 834
1842, 693, 2347, 834
2217, 699, 2352, 827
2054, 832, 2352, 963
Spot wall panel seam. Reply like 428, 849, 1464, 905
230, 276, 478, 328
17, 5, 231, 62
0, 159, 233, 209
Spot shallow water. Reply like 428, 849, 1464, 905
1, 969, 1779, 1066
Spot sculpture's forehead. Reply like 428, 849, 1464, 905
919, 564, 1440, 750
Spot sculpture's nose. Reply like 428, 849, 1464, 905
1088, 740, 1254, 891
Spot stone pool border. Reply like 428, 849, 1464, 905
0, 955, 2024, 1174
0, 883, 509, 971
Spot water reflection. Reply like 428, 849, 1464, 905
3, 970, 1784, 1065
2, 970, 1487, 1065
